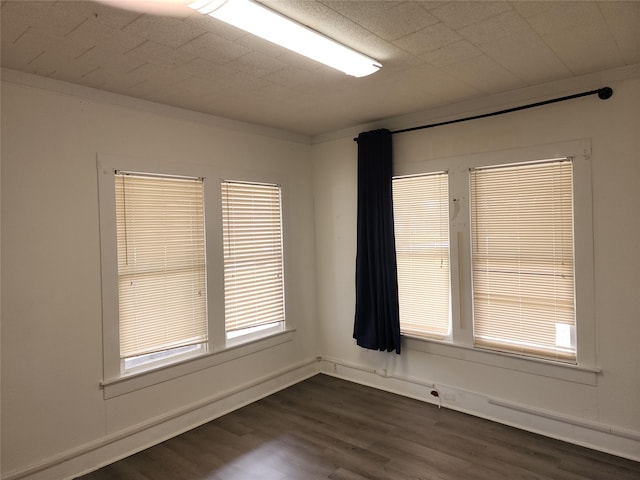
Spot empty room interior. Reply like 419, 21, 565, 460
1, 1, 640, 479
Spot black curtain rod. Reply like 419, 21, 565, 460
354, 87, 613, 141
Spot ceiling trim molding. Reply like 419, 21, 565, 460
0, 68, 312, 145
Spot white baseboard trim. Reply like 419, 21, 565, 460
2, 358, 321, 480
7, 355, 637, 480
318, 357, 640, 463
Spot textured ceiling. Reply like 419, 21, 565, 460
2, 0, 640, 137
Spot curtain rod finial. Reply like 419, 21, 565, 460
598, 87, 613, 100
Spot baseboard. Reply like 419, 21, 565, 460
7, 355, 636, 480
2, 358, 321, 480
318, 357, 640, 463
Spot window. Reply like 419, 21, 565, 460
391, 140, 594, 370
98, 156, 292, 388
392, 172, 450, 339
115, 172, 208, 370
222, 181, 285, 340
470, 160, 576, 362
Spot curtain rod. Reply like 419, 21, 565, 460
354, 87, 613, 141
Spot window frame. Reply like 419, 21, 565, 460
392, 139, 596, 380
97, 155, 293, 397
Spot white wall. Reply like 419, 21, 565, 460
0, 76, 318, 479
312, 71, 640, 460
2, 66, 639, 479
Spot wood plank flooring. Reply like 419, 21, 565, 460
78, 374, 640, 480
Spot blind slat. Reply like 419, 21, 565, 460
115, 173, 208, 359
222, 181, 285, 333
470, 160, 576, 362
393, 172, 450, 339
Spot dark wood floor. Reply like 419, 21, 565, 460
78, 374, 640, 480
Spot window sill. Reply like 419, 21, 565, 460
101, 329, 296, 399
403, 335, 600, 386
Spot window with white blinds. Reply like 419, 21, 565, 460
470, 159, 576, 362
115, 172, 208, 361
392, 172, 450, 339
221, 181, 285, 335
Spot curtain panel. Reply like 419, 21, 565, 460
353, 129, 401, 354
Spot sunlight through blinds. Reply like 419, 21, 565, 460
393, 172, 450, 339
115, 172, 207, 359
470, 160, 576, 362
222, 181, 285, 333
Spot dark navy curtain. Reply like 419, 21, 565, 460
353, 129, 401, 354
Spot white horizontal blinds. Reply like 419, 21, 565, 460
115, 172, 207, 359
470, 160, 576, 362
222, 181, 285, 333
393, 173, 450, 339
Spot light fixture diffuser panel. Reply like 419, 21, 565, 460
189, 0, 381, 77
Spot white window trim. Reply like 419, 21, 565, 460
97, 155, 293, 397
393, 139, 597, 383
101, 330, 295, 399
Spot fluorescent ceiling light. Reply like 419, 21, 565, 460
188, 0, 381, 77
